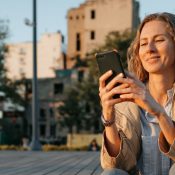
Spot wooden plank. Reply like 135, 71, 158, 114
76, 152, 100, 175
47, 152, 92, 175
57, 152, 95, 175
92, 164, 103, 175
3, 152, 69, 175
0, 151, 102, 175
32, 152, 88, 175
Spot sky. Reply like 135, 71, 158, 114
0, 0, 175, 44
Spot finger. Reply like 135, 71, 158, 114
99, 87, 110, 98
123, 71, 145, 88
101, 83, 129, 101
101, 97, 126, 108
115, 83, 130, 89
119, 92, 141, 99
99, 70, 113, 90
105, 73, 124, 90
115, 86, 141, 95
105, 97, 127, 106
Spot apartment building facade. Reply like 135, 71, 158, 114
5, 32, 65, 80
67, 0, 140, 68
24, 69, 80, 144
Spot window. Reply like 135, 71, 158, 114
91, 10, 96, 19
90, 31, 95, 40
69, 16, 73, 20
54, 83, 64, 95
40, 108, 46, 120
40, 124, 46, 136
49, 108, 54, 118
50, 125, 56, 137
76, 15, 79, 20
76, 33, 81, 51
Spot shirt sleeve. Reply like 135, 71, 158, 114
158, 131, 175, 161
101, 130, 139, 172
100, 102, 142, 172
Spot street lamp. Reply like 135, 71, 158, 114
25, 0, 41, 150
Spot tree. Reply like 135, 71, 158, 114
0, 20, 25, 144
0, 20, 24, 105
58, 86, 85, 134
78, 63, 102, 133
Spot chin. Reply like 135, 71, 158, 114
143, 65, 163, 74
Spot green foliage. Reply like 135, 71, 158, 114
0, 20, 25, 145
58, 87, 84, 133
1, 118, 22, 145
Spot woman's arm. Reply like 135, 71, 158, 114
157, 112, 175, 145
104, 123, 121, 156
101, 102, 141, 171
99, 71, 141, 171
99, 70, 128, 156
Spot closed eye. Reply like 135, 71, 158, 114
140, 42, 147, 46
155, 39, 164, 42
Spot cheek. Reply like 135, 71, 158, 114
162, 40, 175, 55
164, 44, 175, 62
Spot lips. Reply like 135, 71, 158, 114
145, 56, 160, 61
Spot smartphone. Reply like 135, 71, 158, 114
96, 50, 126, 98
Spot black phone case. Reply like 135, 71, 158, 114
96, 50, 126, 98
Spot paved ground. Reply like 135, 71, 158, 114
0, 151, 103, 175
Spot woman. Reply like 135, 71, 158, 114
99, 12, 175, 175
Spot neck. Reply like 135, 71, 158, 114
148, 74, 175, 106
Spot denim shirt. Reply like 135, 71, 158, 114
138, 87, 175, 175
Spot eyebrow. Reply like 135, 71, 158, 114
140, 34, 167, 41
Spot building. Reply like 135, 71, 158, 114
5, 32, 66, 80
67, 0, 140, 68
24, 69, 79, 144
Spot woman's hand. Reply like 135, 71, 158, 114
119, 72, 175, 145
99, 70, 129, 121
118, 72, 165, 117
99, 70, 165, 119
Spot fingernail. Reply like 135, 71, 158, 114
119, 73, 123, 77
109, 70, 112, 74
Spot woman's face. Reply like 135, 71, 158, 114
139, 20, 175, 74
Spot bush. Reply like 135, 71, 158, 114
0, 144, 91, 151
0, 145, 19, 150
42, 144, 89, 151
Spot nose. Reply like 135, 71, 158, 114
146, 41, 156, 53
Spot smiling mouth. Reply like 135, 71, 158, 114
146, 56, 160, 61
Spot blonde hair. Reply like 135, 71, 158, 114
127, 12, 175, 82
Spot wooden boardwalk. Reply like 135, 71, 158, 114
0, 151, 103, 175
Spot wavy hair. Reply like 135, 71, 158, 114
127, 12, 175, 82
